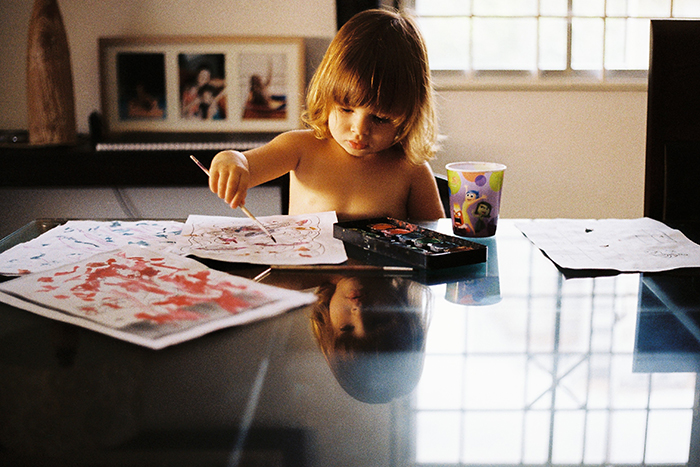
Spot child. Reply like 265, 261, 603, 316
209, 9, 445, 220
310, 275, 431, 403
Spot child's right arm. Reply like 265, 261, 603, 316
208, 149, 250, 209
208, 130, 307, 209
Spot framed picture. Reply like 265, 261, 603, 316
99, 36, 305, 134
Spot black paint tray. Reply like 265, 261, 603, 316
333, 217, 487, 269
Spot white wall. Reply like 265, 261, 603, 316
433, 90, 648, 219
0, 0, 648, 222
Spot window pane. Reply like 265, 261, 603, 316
674, 0, 700, 17
473, 18, 537, 69
573, 0, 605, 16
571, 17, 604, 69
649, 373, 696, 409
523, 411, 551, 463
463, 411, 524, 464
645, 410, 693, 464
606, 0, 628, 16
540, 0, 569, 16
610, 411, 647, 463
628, 0, 671, 16
539, 17, 568, 70
473, 0, 537, 16
605, 18, 651, 70
407, 0, 693, 74
584, 411, 609, 463
416, 411, 462, 463
415, 0, 470, 16
552, 411, 586, 463
419, 17, 470, 70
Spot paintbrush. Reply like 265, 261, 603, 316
190, 155, 277, 243
270, 264, 415, 274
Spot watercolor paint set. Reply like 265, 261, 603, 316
333, 217, 487, 269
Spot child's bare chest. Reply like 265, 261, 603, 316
308, 153, 408, 192
292, 151, 412, 218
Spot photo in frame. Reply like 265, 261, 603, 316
99, 36, 305, 134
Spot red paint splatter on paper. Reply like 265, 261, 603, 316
26, 248, 269, 327
135, 309, 203, 324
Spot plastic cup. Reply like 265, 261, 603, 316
446, 161, 506, 238
445, 237, 501, 306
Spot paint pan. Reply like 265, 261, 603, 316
333, 217, 487, 269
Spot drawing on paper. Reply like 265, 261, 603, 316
0, 220, 184, 276
0, 246, 316, 348
516, 217, 700, 272
175, 212, 348, 265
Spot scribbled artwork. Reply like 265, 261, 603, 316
516, 217, 700, 272
0, 220, 184, 276
0, 246, 315, 349
175, 211, 347, 265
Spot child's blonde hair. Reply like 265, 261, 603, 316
302, 9, 438, 165
310, 276, 432, 404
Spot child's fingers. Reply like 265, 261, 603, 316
223, 172, 249, 208
208, 150, 250, 209
230, 190, 247, 209
208, 170, 219, 194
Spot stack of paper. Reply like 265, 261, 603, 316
0, 212, 348, 348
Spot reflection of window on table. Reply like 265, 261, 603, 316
412, 238, 695, 465
404, 0, 700, 80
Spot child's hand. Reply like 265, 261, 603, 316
209, 150, 250, 209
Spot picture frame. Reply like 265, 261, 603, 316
99, 36, 305, 135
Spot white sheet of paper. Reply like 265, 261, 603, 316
0, 245, 316, 349
515, 218, 700, 272
0, 220, 184, 276
174, 211, 348, 265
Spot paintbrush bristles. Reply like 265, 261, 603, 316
240, 206, 277, 243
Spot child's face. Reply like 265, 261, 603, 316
329, 277, 366, 338
328, 105, 398, 157
197, 69, 211, 86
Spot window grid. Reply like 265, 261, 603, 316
414, 240, 697, 465
406, 0, 700, 79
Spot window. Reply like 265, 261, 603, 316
404, 0, 700, 85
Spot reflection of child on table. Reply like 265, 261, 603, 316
243, 61, 286, 119
310, 275, 431, 403
181, 64, 225, 119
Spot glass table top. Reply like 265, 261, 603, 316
0, 219, 698, 466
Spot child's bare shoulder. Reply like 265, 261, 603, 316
274, 129, 322, 146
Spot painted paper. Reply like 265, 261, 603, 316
0, 245, 316, 349
516, 217, 700, 272
0, 220, 184, 276
174, 211, 347, 265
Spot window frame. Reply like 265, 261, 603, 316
400, 0, 697, 91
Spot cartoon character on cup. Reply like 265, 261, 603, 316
454, 190, 486, 234
474, 201, 493, 234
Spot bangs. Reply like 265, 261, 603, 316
327, 41, 423, 126
302, 9, 438, 163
